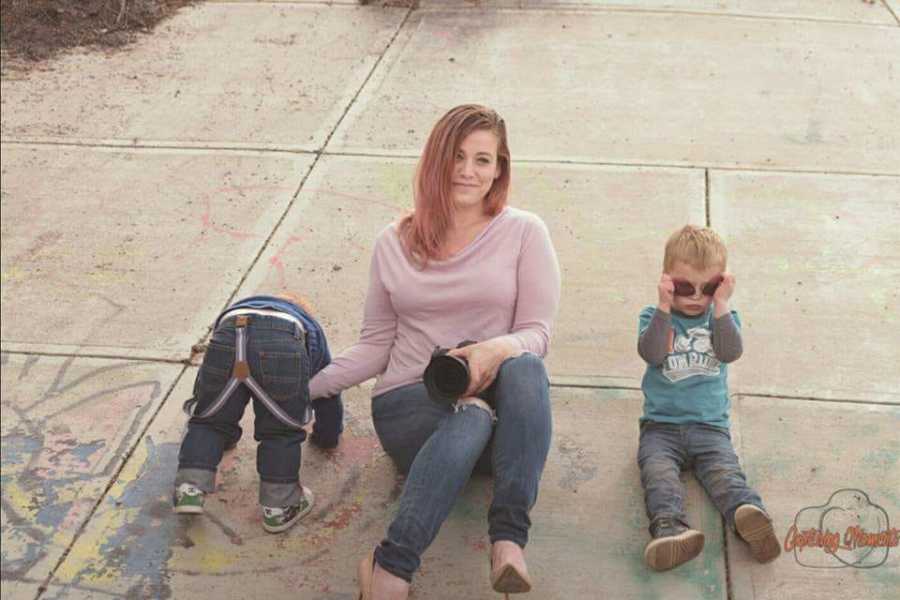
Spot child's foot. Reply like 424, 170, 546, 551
262, 486, 314, 533
735, 504, 781, 563
644, 518, 705, 571
173, 483, 205, 514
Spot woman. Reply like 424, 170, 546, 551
309, 104, 561, 599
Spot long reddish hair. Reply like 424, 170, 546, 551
399, 104, 511, 266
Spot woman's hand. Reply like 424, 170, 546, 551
448, 337, 522, 396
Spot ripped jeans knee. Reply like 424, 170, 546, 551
456, 397, 497, 422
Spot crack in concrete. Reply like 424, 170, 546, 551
705, 168, 711, 228
34, 365, 189, 600
880, 0, 900, 25
204, 6, 416, 330
723, 515, 734, 600
199, 0, 900, 29
3, 139, 897, 178
1, 349, 188, 365
418, 5, 900, 29
0, 137, 315, 156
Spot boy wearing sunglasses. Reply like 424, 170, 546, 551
636, 225, 780, 571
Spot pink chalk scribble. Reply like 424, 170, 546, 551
268, 234, 305, 290
199, 197, 258, 241
197, 183, 296, 241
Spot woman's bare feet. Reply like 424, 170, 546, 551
370, 563, 410, 600
490, 540, 532, 594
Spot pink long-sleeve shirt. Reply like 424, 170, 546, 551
309, 206, 561, 399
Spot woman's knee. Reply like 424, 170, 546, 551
498, 352, 547, 382
450, 402, 494, 441
493, 353, 550, 412
458, 396, 493, 417
404, 405, 492, 467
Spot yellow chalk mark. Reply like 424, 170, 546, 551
54, 442, 149, 584
168, 517, 236, 574
3, 480, 37, 520
0, 266, 26, 283
199, 549, 233, 573
107, 438, 148, 498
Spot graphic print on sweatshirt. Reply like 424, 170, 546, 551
663, 325, 720, 383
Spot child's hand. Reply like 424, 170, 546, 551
310, 396, 343, 449
714, 273, 736, 303
713, 273, 736, 317
658, 273, 675, 312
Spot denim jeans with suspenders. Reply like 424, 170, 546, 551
176, 312, 312, 507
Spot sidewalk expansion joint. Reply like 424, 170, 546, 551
3, 139, 898, 178
320, 151, 900, 178
0, 137, 316, 157
881, 0, 900, 25
547, 382, 898, 407
0, 348, 189, 365
213, 6, 415, 316
420, 5, 900, 29
723, 516, 734, 600
737, 392, 899, 407
550, 382, 641, 392
705, 169, 711, 227
35, 365, 190, 600
318, 9, 414, 155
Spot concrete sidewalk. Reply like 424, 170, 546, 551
2, 1, 898, 599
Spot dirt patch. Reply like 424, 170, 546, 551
1, 0, 197, 69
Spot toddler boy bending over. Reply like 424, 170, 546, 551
637, 225, 780, 570
174, 293, 343, 533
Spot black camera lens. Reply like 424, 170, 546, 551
424, 353, 469, 403
423, 341, 477, 405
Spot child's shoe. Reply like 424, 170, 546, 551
644, 518, 705, 571
262, 486, 314, 533
173, 483, 205, 514
735, 504, 781, 563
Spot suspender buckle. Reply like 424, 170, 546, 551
233, 361, 250, 380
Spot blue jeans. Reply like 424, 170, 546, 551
176, 315, 310, 507
637, 420, 764, 532
372, 353, 552, 582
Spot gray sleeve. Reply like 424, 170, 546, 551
638, 310, 672, 366
712, 313, 743, 363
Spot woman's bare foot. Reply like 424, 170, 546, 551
491, 540, 532, 593
371, 563, 410, 600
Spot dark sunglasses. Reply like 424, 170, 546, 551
673, 275, 723, 297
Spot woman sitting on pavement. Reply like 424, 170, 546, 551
308, 104, 561, 600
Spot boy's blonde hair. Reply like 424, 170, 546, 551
275, 292, 316, 315
663, 225, 728, 272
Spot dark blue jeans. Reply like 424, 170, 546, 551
637, 420, 764, 532
176, 315, 309, 507
372, 353, 552, 582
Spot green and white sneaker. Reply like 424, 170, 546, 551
262, 486, 314, 533
173, 483, 205, 515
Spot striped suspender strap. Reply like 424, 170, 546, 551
193, 316, 310, 429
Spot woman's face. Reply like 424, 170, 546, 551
450, 129, 501, 211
